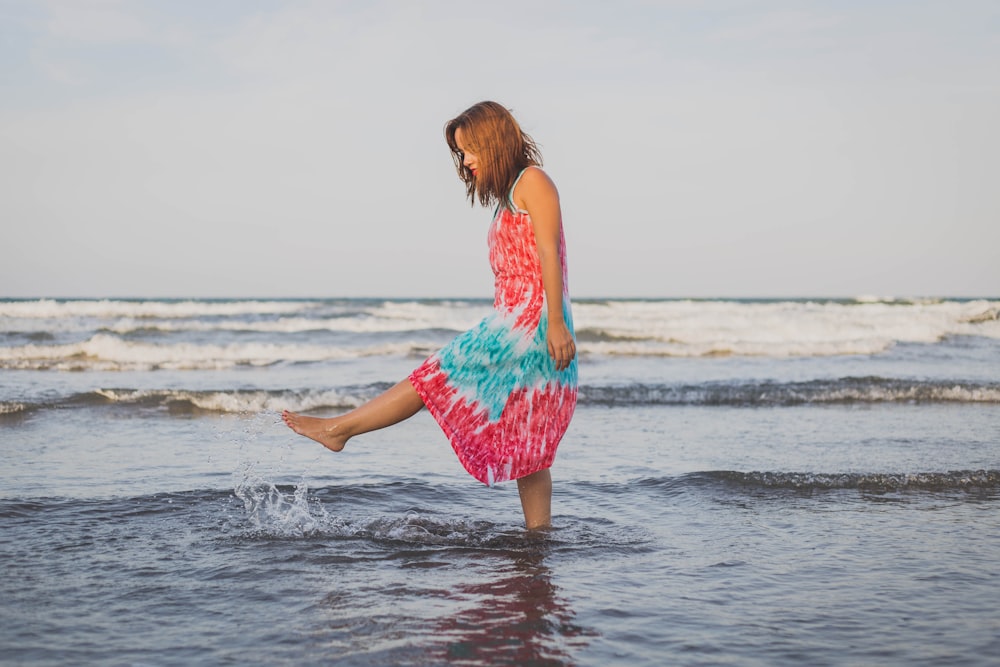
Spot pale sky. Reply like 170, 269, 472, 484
1, 0, 998, 299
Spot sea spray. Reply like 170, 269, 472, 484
233, 475, 335, 537
216, 412, 519, 545
217, 409, 335, 537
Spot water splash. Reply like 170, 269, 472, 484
219, 409, 330, 537
233, 474, 336, 538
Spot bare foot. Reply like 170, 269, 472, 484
281, 410, 349, 452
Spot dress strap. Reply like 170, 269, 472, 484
507, 167, 531, 212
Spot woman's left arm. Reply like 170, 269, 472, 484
517, 167, 576, 371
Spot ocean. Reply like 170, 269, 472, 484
2, 297, 999, 666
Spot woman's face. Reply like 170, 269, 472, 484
453, 126, 480, 178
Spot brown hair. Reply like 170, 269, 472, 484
445, 101, 542, 210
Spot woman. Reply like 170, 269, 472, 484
283, 101, 578, 529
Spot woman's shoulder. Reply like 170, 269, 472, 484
511, 165, 559, 212
518, 165, 549, 182
515, 165, 557, 196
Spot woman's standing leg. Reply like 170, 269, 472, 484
517, 468, 552, 530
282, 378, 424, 452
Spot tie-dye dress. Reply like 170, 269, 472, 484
409, 168, 578, 486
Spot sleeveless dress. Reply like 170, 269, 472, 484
409, 168, 578, 486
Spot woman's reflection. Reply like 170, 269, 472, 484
435, 545, 595, 665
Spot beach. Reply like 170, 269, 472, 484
2, 297, 999, 666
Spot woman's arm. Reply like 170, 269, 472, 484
515, 167, 576, 371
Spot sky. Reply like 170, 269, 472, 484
1, 0, 998, 299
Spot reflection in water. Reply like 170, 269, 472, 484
435, 546, 596, 666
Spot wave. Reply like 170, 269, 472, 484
0, 298, 488, 332
12, 377, 997, 415
0, 333, 435, 371
578, 338, 897, 357
579, 377, 1000, 406
4, 327, 1000, 372
626, 469, 1000, 495
700, 469, 1000, 492
573, 299, 1000, 356
0, 386, 387, 414
0, 485, 551, 547
0, 298, 320, 319
5, 470, 996, 537
0, 486, 630, 556
90, 386, 384, 413
95, 317, 470, 336
3, 299, 998, 358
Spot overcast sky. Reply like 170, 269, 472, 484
1, 0, 998, 299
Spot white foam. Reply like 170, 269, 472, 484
102, 313, 481, 335
0, 401, 27, 415
0, 299, 489, 335
578, 337, 894, 358
94, 388, 369, 412
3, 298, 999, 362
573, 299, 1000, 357
0, 299, 319, 319
0, 333, 424, 371
361, 300, 490, 332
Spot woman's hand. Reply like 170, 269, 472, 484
547, 318, 576, 371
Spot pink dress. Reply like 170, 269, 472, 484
409, 169, 578, 485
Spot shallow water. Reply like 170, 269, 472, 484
2, 298, 999, 665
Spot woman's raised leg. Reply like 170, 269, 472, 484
282, 378, 424, 452
517, 468, 552, 530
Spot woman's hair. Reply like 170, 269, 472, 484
445, 101, 542, 210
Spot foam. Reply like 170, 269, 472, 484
0, 299, 489, 336
366, 300, 490, 332
0, 401, 28, 415
0, 298, 315, 319
573, 299, 1000, 357
29, 378, 981, 415
577, 338, 895, 357
93, 387, 372, 412
0, 333, 425, 371
3, 298, 999, 364
101, 314, 477, 335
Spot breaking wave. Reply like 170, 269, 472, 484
14, 377, 999, 416
2, 298, 999, 369
578, 377, 1000, 406
0, 334, 434, 371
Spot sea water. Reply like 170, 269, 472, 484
1, 297, 999, 666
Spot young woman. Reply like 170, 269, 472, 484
282, 101, 578, 530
